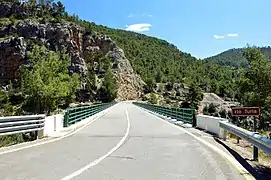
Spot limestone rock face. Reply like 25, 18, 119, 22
108, 48, 144, 100
0, 7, 144, 100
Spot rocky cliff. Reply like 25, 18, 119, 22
0, 2, 144, 100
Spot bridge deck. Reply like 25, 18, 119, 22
0, 102, 245, 180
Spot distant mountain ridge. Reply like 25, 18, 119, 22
204, 47, 271, 68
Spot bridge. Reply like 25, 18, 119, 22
1, 101, 268, 180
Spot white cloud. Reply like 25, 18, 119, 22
213, 35, 225, 39
227, 33, 239, 37
213, 33, 239, 39
125, 23, 152, 32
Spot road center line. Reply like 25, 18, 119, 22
59, 108, 131, 180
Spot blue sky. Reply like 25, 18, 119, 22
62, 0, 271, 59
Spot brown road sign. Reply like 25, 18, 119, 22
232, 107, 260, 117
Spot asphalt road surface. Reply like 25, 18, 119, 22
0, 102, 245, 180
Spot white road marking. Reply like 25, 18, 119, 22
135, 106, 255, 180
0, 104, 118, 155
59, 108, 131, 180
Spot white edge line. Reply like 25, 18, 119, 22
0, 103, 119, 155
134, 106, 255, 180
60, 108, 131, 180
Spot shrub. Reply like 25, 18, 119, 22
149, 93, 158, 104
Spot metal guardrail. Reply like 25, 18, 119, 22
219, 121, 271, 157
133, 102, 196, 126
0, 115, 45, 136
63, 102, 116, 127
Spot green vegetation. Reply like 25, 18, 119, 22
1, 0, 239, 103
98, 68, 117, 103
20, 45, 80, 114
149, 92, 158, 104
184, 83, 203, 110
204, 47, 271, 68
0, 0, 270, 132
237, 47, 271, 129
0, 133, 36, 148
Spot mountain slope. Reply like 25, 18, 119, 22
76, 20, 197, 82
204, 47, 271, 68
0, 1, 240, 115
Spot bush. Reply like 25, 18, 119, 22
219, 109, 227, 118
0, 90, 9, 108
149, 93, 158, 104
208, 103, 217, 114
9, 15, 16, 24
0, 133, 36, 148
20, 45, 80, 114
165, 98, 171, 104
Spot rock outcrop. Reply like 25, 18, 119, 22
108, 48, 144, 100
0, 37, 26, 84
0, 2, 39, 19
0, 2, 144, 100
198, 93, 240, 114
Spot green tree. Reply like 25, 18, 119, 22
149, 92, 158, 104
28, 0, 36, 6
99, 68, 117, 102
102, 56, 111, 70
184, 82, 203, 110
144, 77, 155, 93
238, 47, 271, 129
20, 45, 80, 114
86, 69, 97, 92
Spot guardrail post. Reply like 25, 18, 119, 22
253, 117, 259, 161
221, 128, 227, 141
192, 110, 197, 127
253, 146, 259, 161
64, 110, 69, 127
37, 129, 44, 139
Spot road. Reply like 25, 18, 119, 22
0, 102, 245, 180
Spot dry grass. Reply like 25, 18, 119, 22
226, 136, 271, 167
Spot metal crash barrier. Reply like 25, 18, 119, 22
0, 115, 45, 138
63, 102, 116, 127
219, 121, 271, 160
133, 102, 196, 126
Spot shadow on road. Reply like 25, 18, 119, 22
214, 138, 271, 180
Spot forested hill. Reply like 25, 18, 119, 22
83, 21, 238, 98
204, 47, 271, 68
0, 0, 242, 116
77, 20, 197, 82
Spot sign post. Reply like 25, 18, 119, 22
232, 107, 260, 161
253, 116, 258, 161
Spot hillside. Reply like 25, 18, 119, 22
74, 21, 197, 83
204, 47, 271, 68
0, 0, 239, 115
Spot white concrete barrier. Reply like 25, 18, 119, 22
44, 114, 64, 137
43, 103, 118, 137
196, 115, 228, 138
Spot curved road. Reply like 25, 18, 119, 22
0, 102, 245, 180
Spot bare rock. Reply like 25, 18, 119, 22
108, 47, 144, 100
0, 37, 26, 84
0, 18, 144, 100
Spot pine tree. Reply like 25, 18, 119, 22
149, 92, 158, 104
103, 68, 117, 102
184, 82, 203, 110
20, 45, 80, 114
